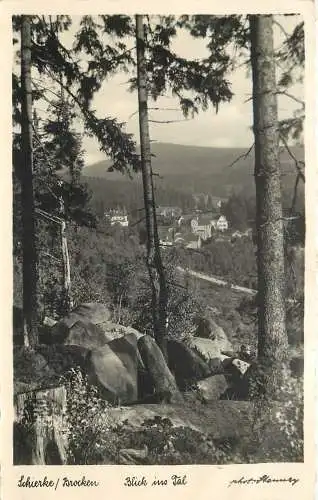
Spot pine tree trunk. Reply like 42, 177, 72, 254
20, 16, 38, 346
250, 15, 289, 398
135, 15, 168, 359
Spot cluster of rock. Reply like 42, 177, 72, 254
16, 303, 256, 404
13, 302, 302, 465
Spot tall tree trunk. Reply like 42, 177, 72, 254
250, 15, 289, 398
58, 75, 72, 315
20, 16, 38, 346
58, 195, 72, 315
135, 15, 168, 359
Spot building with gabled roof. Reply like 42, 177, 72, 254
158, 226, 174, 247
190, 214, 229, 239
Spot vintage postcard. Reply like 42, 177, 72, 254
0, 0, 316, 499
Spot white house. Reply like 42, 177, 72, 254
190, 214, 229, 238
211, 215, 229, 232
105, 208, 129, 227
110, 214, 129, 227
157, 206, 182, 218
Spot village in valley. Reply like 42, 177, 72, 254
104, 195, 253, 251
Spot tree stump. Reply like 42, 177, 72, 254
14, 385, 68, 465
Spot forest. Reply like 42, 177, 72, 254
12, 14, 304, 466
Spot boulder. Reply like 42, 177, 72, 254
108, 333, 140, 375
167, 339, 211, 389
197, 374, 229, 401
37, 344, 89, 376
49, 303, 144, 349
118, 445, 148, 465
207, 319, 233, 349
102, 323, 145, 343
207, 357, 225, 375
64, 320, 108, 349
188, 337, 230, 363
221, 357, 255, 400
138, 336, 183, 403
232, 358, 251, 376
49, 303, 112, 346
195, 317, 232, 350
63, 302, 112, 327
87, 333, 139, 404
43, 317, 58, 328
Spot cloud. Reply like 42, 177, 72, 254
57, 14, 302, 165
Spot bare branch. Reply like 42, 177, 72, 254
149, 118, 190, 124
273, 20, 290, 40
32, 78, 64, 100
130, 215, 146, 227
129, 107, 181, 120
276, 90, 305, 108
128, 110, 139, 120
245, 90, 304, 109
150, 107, 181, 113
279, 134, 305, 182
225, 143, 255, 169
40, 251, 62, 263
35, 207, 63, 224
151, 172, 164, 179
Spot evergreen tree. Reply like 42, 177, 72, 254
135, 15, 168, 358
181, 14, 304, 397
20, 16, 37, 346
13, 15, 143, 332
250, 14, 289, 397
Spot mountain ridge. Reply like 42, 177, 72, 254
82, 142, 304, 197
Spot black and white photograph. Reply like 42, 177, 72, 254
10, 10, 311, 471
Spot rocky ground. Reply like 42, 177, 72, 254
13, 301, 303, 465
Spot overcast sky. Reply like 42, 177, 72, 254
44, 15, 304, 165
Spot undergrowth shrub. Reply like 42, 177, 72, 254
110, 415, 241, 465
250, 367, 303, 462
59, 367, 115, 465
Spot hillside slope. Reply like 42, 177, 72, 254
82, 142, 304, 197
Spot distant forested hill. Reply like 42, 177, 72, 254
76, 143, 304, 215
82, 142, 304, 198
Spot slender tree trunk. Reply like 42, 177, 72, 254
57, 75, 72, 315
20, 16, 38, 346
135, 15, 168, 359
60, 219, 72, 314
250, 15, 289, 398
